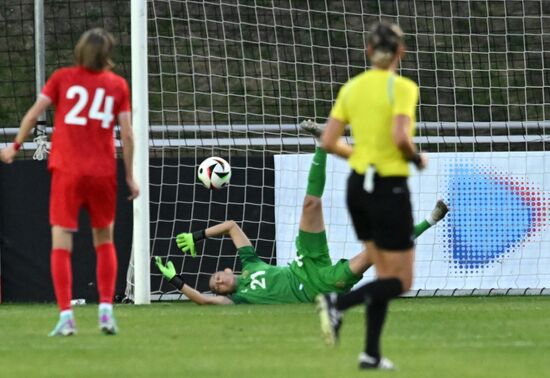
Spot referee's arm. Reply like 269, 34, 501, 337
321, 117, 353, 159
393, 114, 426, 170
393, 115, 416, 158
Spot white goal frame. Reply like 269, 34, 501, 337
131, 0, 151, 305
127, 0, 550, 302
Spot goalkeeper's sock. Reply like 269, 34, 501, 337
306, 147, 327, 197
51, 248, 73, 311
95, 243, 118, 304
335, 278, 403, 311
413, 220, 431, 239
413, 200, 449, 239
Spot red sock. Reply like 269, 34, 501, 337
95, 243, 118, 304
51, 249, 72, 311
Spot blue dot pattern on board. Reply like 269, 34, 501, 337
443, 161, 545, 274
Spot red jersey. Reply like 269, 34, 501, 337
41, 66, 131, 177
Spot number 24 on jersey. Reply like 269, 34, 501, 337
64, 85, 114, 128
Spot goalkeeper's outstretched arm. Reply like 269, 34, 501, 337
204, 220, 252, 249
176, 220, 252, 256
179, 282, 234, 305
164, 220, 251, 305
154, 257, 233, 305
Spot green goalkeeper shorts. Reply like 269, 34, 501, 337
290, 230, 361, 297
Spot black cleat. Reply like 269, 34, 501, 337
299, 119, 323, 139
431, 199, 449, 223
315, 293, 342, 346
358, 353, 396, 370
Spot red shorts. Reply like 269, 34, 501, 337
50, 170, 117, 230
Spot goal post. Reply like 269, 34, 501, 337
126, 0, 550, 300
130, 0, 151, 305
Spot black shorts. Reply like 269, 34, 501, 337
346, 170, 414, 250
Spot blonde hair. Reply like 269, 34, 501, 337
367, 22, 404, 68
74, 28, 115, 71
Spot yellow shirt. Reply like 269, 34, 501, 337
329, 69, 419, 176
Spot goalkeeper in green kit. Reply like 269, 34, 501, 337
155, 122, 448, 305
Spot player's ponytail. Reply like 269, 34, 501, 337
367, 21, 404, 69
74, 28, 116, 71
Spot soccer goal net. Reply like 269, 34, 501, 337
125, 0, 550, 301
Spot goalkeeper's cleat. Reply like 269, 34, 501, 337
299, 119, 323, 140
48, 313, 77, 337
99, 308, 118, 335
316, 293, 342, 346
358, 353, 396, 370
430, 199, 449, 223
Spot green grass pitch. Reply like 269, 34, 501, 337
1, 296, 549, 377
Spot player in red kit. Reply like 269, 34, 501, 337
0, 28, 139, 336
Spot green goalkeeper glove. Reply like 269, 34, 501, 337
154, 256, 176, 280
154, 256, 185, 290
176, 233, 197, 256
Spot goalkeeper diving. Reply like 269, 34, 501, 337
155, 123, 448, 305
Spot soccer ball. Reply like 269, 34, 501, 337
197, 157, 232, 189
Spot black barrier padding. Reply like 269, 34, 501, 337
0, 161, 133, 303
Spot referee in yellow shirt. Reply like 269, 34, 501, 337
316, 21, 426, 370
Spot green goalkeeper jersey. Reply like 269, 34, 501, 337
231, 246, 313, 304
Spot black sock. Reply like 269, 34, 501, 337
365, 299, 389, 360
336, 277, 403, 311
336, 278, 403, 360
